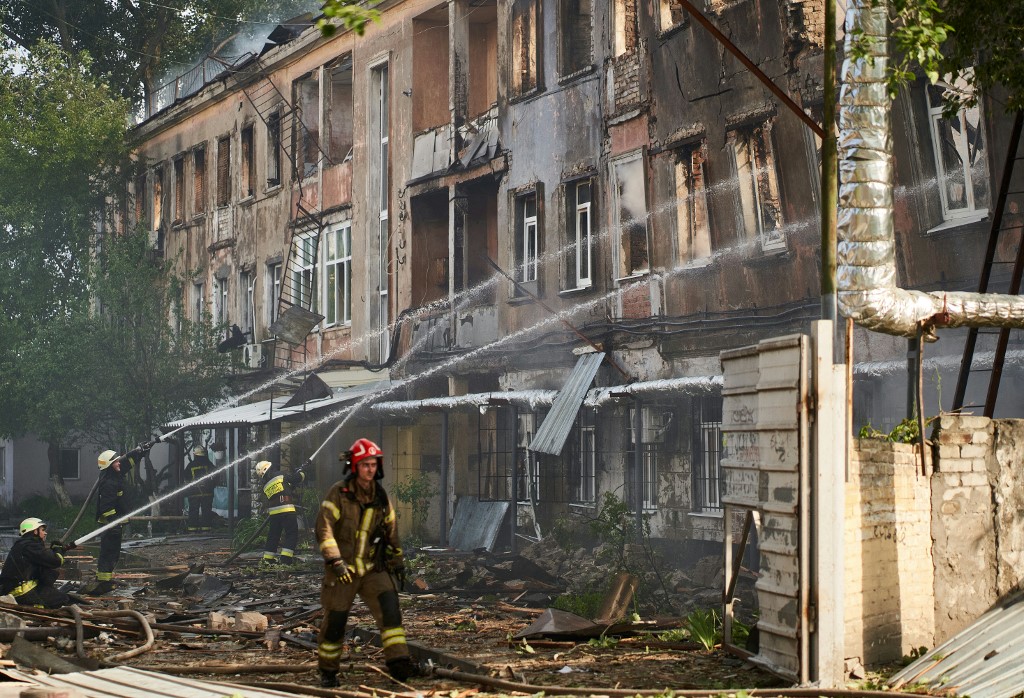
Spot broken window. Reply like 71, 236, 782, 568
239, 271, 254, 338
613, 0, 638, 56
266, 112, 281, 187
327, 58, 354, 163
513, 189, 540, 291
59, 448, 80, 480
152, 166, 164, 232
240, 124, 255, 199
559, 0, 593, 77
213, 276, 229, 330
216, 135, 231, 207
728, 122, 784, 251
292, 234, 318, 312
323, 222, 352, 327
674, 142, 712, 264
193, 145, 206, 214
173, 157, 184, 225
927, 77, 990, 222
658, 0, 684, 31
192, 281, 205, 322
692, 396, 722, 513
266, 262, 282, 326
295, 73, 321, 178
611, 153, 649, 278
134, 173, 146, 229
564, 178, 593, 289
511, 0, 539, 96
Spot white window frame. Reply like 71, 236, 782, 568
370, 58, 391, 360
192, 282, 205, 322
213, 277, 229, 328
267, 262, 282, 326
522, 193, 538, 283
239, 271, 254, 337
323, 223, 353, 327
927, 77, 990, 223
570, 180, 593, 289
291, 235, 317, 313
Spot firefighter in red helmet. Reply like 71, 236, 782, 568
313, 438, 414, 687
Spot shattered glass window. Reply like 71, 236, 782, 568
927, 79, 990, 221
729, 122, 784, 252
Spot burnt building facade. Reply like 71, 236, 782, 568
131, 0, 1020, 557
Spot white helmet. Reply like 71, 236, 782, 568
98, 449, 118, 470
255, 461, 272, 477
193, 446, 207, 457
19, 517, 46, 535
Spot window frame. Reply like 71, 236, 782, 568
926, 80, 990, 223
510, 0, 542, 98
693, 396, 723, 514
558, 0, 594, 79
266, 111, 282, 189
610, 151, 651, 280
512, 187, 542, 294
172, 156, 185, 225
323, 222, 353, 327
565, 177, 594, 290
58, 447, 80, 481
192, 144, 207, 216
216, 135, 231, 207
240, 122, 256, 200
267, 262, 282, 326
239, 270, 255, 337
728, 121, 785, 252
192, 281, 205, 322
673, 140, 713, 266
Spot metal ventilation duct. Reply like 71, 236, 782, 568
838, 0, 1024, 338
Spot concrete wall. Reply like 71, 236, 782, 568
845, 439, 934, 667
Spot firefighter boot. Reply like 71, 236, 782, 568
319, 670, 340, 688
386, 657, 418, 681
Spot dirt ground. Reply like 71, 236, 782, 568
2, 532, 794, 697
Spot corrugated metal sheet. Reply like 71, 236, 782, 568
448, 495, 509, 551
0, 665, 313, 697
529, 353, 605, 456
889, 593, 1024, 698
163, 380, 390, 429
371, 389, 558, 415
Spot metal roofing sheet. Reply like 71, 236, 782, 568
889, 592, 1024, 698
529, 352, 605, 456
448, 495, 509, 551
1, 665, 312, 697
163, 380, 390, 429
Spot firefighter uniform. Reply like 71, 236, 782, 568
88, 447, 144, 594
0, 519, 70, 608
314, 439, 412, 687
260, 462, 305, 564
186, 447, 216, 531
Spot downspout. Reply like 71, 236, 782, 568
838, 0, 1024, 338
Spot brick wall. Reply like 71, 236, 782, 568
845, 439, 934, 666
612, 51, 641, 113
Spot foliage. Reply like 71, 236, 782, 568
858, 417, 927, 443
317, 1, 381, 37
849, 0, 1024, 114
0, 0, 322, 107
14, 495, 79, 532
588, 491, 651, 570
587, 634, 619, 649
685, 608, 721, 651
551, 591, 605, 620
232, 515, 265, 552
730, 617, 752, 648
392, 473, 432, 543
656, 627, 692, 642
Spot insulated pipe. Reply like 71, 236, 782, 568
838, 1, 1024, 338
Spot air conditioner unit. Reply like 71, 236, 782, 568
243, 343, 263, 369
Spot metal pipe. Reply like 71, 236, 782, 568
87, 609, 155, 661
440, 410, 449, 547
798, 335, 811, 684
838, 0, 1024, 337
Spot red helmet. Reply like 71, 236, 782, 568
342, 438, 384, 479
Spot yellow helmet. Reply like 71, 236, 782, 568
255, 460, 272, 478
19, 517, 45, 535
98, 450, 118, 470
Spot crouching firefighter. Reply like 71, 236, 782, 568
256, 459, 306, 566
314, 438, 414, 688
0, 518, 75, 608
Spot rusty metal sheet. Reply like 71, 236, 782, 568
514, 608, 600, 639
889, 593, 1024, 698
0, 665, 310, 697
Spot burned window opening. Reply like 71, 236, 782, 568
559, 0, 593, 78
266, 112, 282, 188
241, 124, 255, 199
612, 154, 649, 278
295, 74, 321, 179
172, 157, 184, 225
673, 142, 712, 264
328, 58, 354, 163
192, 145, 206, 215
216, 135, 231, 208
511, 0, 539, 96
613, 0, 638, 56
658, 0, 685, 31
729, 122, 783, 252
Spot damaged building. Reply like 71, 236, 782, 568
125, 0, 1023, 574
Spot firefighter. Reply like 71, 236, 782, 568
314, 438, 414, 687
185, 445, 216, 531
82, 442, 149, 596
0, 518, 75, 608
256, 459, 306, 566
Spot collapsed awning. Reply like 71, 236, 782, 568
162, 379, 391, 431
529, 352, 605, 456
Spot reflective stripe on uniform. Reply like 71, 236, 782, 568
101, 508, 117, 520
279, 548, 294, 557
381, 627, 407, 649
321, 500, 341, 521
97, 572, 113, 581
318, 641, 343, 660
263, 475, 285, 498
268, 504, 296, 515
353, 507, 374, 576
319, 537, 338, 552
384, 508, 396, 524
10, 579, 38, 597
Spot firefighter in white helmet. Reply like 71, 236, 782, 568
0, 518, 74, 608
256, 458, 306, 566
82, 442, 151, 596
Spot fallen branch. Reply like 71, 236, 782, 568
131, 662, 317, 674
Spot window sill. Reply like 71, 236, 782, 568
507, 294, 538, 306
191, 212, 206, 221
238, 195, 256, 207
741, 247, 790, 268
688, 510, 724, 519
266, 182, 282, 193
559, 284, 594, 297
557, 64, 596, 87
657, 21, 689, 40
508, 85, 546, 106
926, 211, 989, 236
615, 271, 650, 285
569, 502, 597, 511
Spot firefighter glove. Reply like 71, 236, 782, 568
330, 559, 353, 584
50, 542, 64, 555
393, 564, 407, 592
